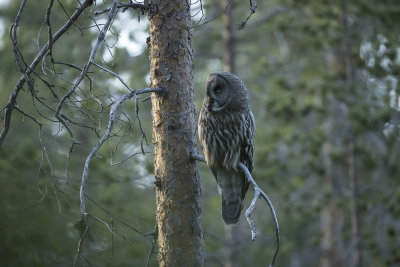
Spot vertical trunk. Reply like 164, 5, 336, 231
222, 0, 235, 74
149, 1, 205, 266
341, 1, 362, 265
221, 2, 239, 266
225, 225, 239, 267
348, 140, 361, 267
320, 142, 344, 267
320, 201, 344, 267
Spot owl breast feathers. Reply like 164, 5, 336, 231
198, 71, 255, 225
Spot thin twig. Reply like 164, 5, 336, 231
239, 1, 258, 30
80, 87, 162, 216
106, 217, 114, 266
192, 0, 234, 29
91, 61, 134, 91
146, 224, 158, 267
238, 162, 279, 267
0, 0, 94, 149
55, 0, 120, 143
67, 183, 150, 240
191, 153, 280, 267
94, 2, 150, 16
135, 96, 148, 154
73, 214, 89, 267
10, 0, 31, 80
111, 151, 151, 166
44, 0, 55, 73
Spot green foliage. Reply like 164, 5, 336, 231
1, 0, 400, 266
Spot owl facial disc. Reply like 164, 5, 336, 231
206, 74, 230, 112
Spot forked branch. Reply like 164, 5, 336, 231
0, 0, 94, 149
239, 0, 258, 30
75, 86, 163, 264
80, 87, 163, 216
191, 153, 280, 267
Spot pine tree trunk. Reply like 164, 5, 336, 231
221, 2, 239, 266
222, 0, 235, 74
341, 1, 362, 264
149, 0, 205, 266
320, 140, 344, 267
348, 140, 361, 267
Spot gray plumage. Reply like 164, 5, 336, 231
198, 71, 255, 225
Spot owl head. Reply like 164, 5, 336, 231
204, 71, 250, 112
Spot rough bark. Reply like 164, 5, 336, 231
149, 0, 205, 266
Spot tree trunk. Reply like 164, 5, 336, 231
221, 2, 239, 266
348, 140, 361, 267
149, 1, 205, 266
225, 225, 239, 267
320, 142, 344, 267
341, 1, 362, 265
222, 0, 235, 74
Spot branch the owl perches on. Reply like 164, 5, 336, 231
191, 153, 280, 267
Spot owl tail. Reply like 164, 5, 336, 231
222, 197, 243, 225
215, 168, 246, 225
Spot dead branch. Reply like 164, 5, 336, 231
192, 0, 233, 28
94, 2, 150, 16
80, 86, 163, 216
0, 0, 94, 149
75, 86, 162, 264
66, 183, 151, 240
238, 162, 279, 267
239, 1, 257, 30
146, 224, 158, 267
44, 0, 55, 70
92, 61, 134, 91
55, 0, 120, 143
191, 153, 280, 267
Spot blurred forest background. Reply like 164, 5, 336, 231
1, 0, 400, 266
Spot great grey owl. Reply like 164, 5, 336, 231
198, 72, 255, 225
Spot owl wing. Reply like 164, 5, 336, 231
240, 111, 255, 173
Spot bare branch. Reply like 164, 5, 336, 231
136, 96, 148, 153
191, 153, 280, 267
73, 214, 89, 267
94, 2, 150, 16
192, 0, 233, 28
0, 0, 94, 149
55, 0, 120, 143
80, 87, 162, 216
238, 162, 279, 267
239, 1, 257, 30
111, 151, 151, 166
44, 0, 56, 71
10, 0, 31, 79
67, 183, 150, 240
243, 6, 290, 30
91, 61, 134, 91
146, 224, 158, 267
14, 105, 62, 213
106, 217, 114, 266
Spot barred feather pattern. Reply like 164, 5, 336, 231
198, 106, 255, 225
198, 108, 255, 172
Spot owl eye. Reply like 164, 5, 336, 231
214, 87, 222, 94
